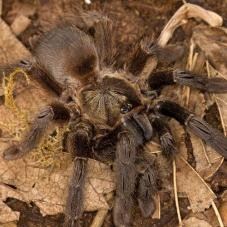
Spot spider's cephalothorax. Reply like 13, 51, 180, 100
78, 72, 142, 128
3, 10, 227, 227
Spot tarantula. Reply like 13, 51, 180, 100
2, 10, 227, 227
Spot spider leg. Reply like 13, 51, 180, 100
80, 11, 115, 67
0, 60, 69, 102
64, 119, 93, 227
114, 130, 137, 227
127, 37, 184, 77
30, 65, 65, 96
29, 62, 78, 100
0, 60, 32, 75
155, 100, 227, 159
136, 157, 158, 218
151, 116, 177, 159
3, 102, 71, 160
148, 69, 227, 94
114, 112, 153, 226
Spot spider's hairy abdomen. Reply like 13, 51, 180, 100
34, 25, 99, 85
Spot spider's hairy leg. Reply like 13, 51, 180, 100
155, 100, 227, 159
64, 119, 93, 227
148, 69, 227, 94
3, 102, 70, 160
30, 65, 65, 97
0, 59, 32, 76
114, 131, 137, 227
136, 157, 158, 218
79, 11, 115, 67
127, 36, 184, 77
127, 36, 155, 76
114, 112, 153, 226
150, 116, 177, 159
28, 64, 78, 102
0, 59, 71, 104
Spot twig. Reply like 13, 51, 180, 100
152, 194, 161, 219
90, 192, 113, 227
212, 201, 224, 227
158, 3, 222, 47
90, 209, 109, 227
173, 159, 183, 227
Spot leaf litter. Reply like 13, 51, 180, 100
154, 2, 226, 226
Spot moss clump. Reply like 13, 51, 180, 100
1, 68, 70, 170
0, 68, 29, 139
29, 126, 70, 170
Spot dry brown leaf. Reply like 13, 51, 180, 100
0, 19, 31, 65
189, 119, 222, 181
176, 156, 216, 212
1, 222, 17, 227
183, 216, 212, 227
0, 184, 22, 223
220, 191, 227, 226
